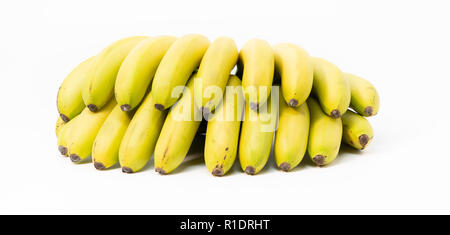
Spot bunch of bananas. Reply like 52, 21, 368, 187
56, 34, 379, 176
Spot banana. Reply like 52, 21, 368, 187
82, 36, 148, 112
55, 117, 65, 137
344, 73, 380, 117
67, 99, 116, 163
239, 39, 274, 110
154, 75, 202, 174
273, 43, 313, 107
342, 110, 374, 150
274, 91, 310, 171
119, 92, 167, 173
57, 115, 80, 156
307, 97, 343, 166
239, 88, 278, 175
92, 105, 133, 170
151, 34, 210, 111
204, 76, 244, 176
311, 57, 350, 118
57, 57, 95, 122
194, 37, 238, 114
115, 36, 177, 112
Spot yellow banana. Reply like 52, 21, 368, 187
239, 39, 274, 110
57, 115, 80, 156
119, 92, 167, 173
273, 43, 313, 107
194, 37, 238, 114
55, 117, 65, 137
274, 91, 310, 171
57, 57, 95, 122
151, 34, 210, 111
311, 57, 350, 118
67, 99, 116, 163
154, 75, 202, 174
344, 73, 380, 117
92, 105, 133, 170
239, 88, 278, 175
204, 76, 244, 176
82, 36, 148, 112
115, 36, 177, 111
342, 110, 374, 150
307, 97, 343, 166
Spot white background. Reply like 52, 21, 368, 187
1, 0, 449, 214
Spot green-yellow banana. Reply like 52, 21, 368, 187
239, 39, 274, 110
119, 92, 167, 173
344, 73, 380, 117
57, 57, 95, 122
204, 76, 244, 176
274, 92, 310, 171
82, 36, 148, 112
67, 99, 116, 163
307, 97, 343, 166
151, 34, 210, 111
115, 36, 177, 111
342, 110, 374, 150
239, 89, 277, 175
273, 43, 313, 107
92, 105, 133, 170
311, 57, 350, 118
194, 36, 238, 114
154, 75, 202, 174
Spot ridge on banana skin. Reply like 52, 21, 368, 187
154, 75, 202, 174
344, 73, 380, 117
194, 36, 239, 115
273, 43, 313, 108
204, 75, 244, 176
239, 88, 278, 175
67, 99, 116, 163
239, 39, 275, 110
311, 57, 350, 119
82, 36, 148, 112
57, 57, 95, 122
274, 91, 310, 172
151, 34, 210, 111
115, 36, 177, 112
92, 105, 133, 170
342, 110, 374, 150
307, 97, 343, 166
119, 92, 167, 173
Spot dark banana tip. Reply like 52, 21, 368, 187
155, 167, 167, 175
288, 99, 298, 107
60, 114, 70, 123
364, 106, 374, 116
58, 146, 67, 156
122, 167, 134, 174
120, 104, 131, 112
94, 162, 106, 170
70, 154, 81, 163
312, 155, 326, 166
330, 109, 341, 119
212, 168, 224, 177
359, 134, 370, 149
279, 162, 291, 172
249, 102, 258, 111
244, 166, 256, 175
154, 104, 165, 111
87, 104, 98, 112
